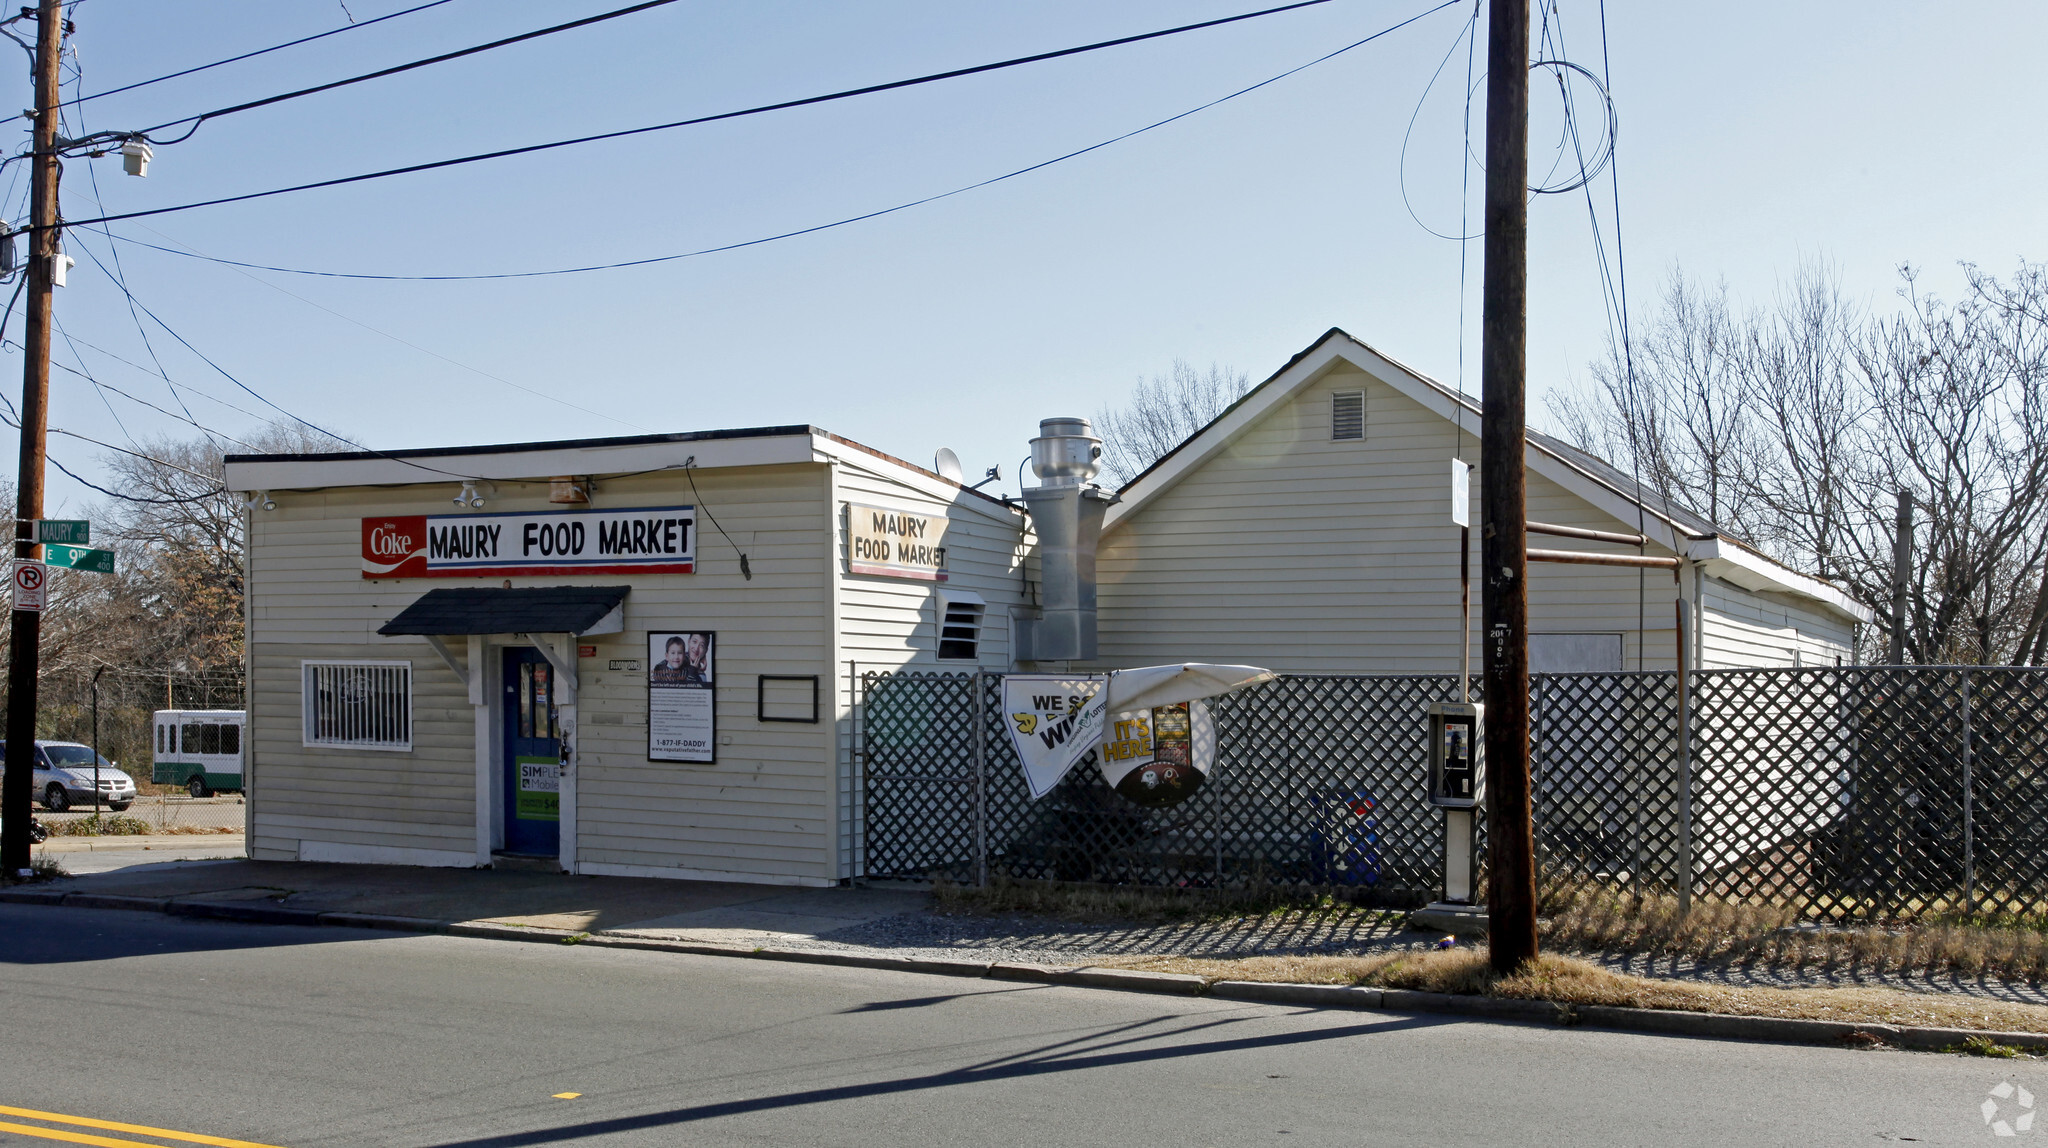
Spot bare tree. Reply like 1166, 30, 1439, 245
1094, 360, 1253, 487
1550, 259, 2048, 664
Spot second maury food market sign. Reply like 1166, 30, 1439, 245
361, 506, 695, 578
845, 501, 948, 581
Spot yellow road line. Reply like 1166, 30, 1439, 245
0, 1107, 286, 1148
0, 1119, 155, 1148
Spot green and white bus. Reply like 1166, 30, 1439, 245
153, 709, 245, 797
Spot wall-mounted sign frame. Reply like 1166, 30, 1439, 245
757, 675, 820, 723
845, 501, 949, 581
361, 505, 695, 579
648, 630, 715, 763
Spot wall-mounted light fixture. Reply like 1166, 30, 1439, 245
455, 481, 485, 509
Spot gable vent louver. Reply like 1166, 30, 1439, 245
1332, 391, 1364, 440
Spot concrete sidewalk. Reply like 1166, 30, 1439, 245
18, 857, 926, 946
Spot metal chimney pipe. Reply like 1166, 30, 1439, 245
1019, 418, 1114, 662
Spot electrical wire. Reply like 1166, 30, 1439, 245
70, 61, 213, 444
61, 0, 1344, 231
136, 0, 685, 143
103, 1, 1462, 281
1398, 6, 1483, 242
43, 323, 269, 425
682, 461, 749, 581
41, 353, 259, 448
60, 0, 461, 109
114, 223, 654, 432
67, 251, 523, 485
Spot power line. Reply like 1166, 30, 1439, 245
137, 0, 682, 143
114, 223, 657, 432
42, 352, 258, 448
103, 1, 1462, 282
60, 0, 462, 110
62, 0, 1341, 230
42, 321, 270, 426
72, 63, 213, 442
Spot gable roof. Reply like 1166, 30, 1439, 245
1105, 327, 1871, 624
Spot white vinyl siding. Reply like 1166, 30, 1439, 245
244, 464, 841, 881
1699, 576, 1854, 669
1089, 366, 1692, 674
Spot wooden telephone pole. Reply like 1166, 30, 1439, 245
2, 0, 63, 876
1480, 0, 1537, 971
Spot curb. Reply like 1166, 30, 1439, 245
8, 886, 2046, 1053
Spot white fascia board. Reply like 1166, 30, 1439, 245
812, 435, 1022, 527
224, 433, 818, 493
1105, 338, 1357, 532
1686, 536, 1874, 624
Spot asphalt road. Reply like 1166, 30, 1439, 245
0, 905, 2036, 1147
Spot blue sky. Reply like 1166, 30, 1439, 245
11, 0, 2048, 509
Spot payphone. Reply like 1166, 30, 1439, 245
1427, 702, 1483, 809
1425, 702, 1483, 906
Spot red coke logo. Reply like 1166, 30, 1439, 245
361, 515, 428, 578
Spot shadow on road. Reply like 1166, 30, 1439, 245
416, 1011, 1447, 1148
0, 904, 392, 965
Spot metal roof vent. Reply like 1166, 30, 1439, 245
1017, 417, 1116, 663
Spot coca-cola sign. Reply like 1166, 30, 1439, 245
361, 506, 695, 579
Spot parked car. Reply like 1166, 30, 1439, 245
0, 740, 137, 811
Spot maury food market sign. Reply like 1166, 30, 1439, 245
846, 502, 948, 581
362, 506, 695, 578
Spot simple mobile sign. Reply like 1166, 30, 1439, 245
845, 501, 949, 581
361, 506, 695, 579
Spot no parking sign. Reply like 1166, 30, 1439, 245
11, 560, 45, 611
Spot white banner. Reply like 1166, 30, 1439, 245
1001, 674, 1109, 799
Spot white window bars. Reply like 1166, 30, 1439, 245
302, 660, 413, 751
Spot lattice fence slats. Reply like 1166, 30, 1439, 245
856, 667, 2048, 921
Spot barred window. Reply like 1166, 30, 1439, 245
1331, 390, 1364, 441
303, 661, 413, 751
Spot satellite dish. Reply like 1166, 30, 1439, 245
934, 447, 966, 483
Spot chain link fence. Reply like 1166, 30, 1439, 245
6, 668, 244, 796
855, 666, 2048, 923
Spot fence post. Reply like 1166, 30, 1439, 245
1675, 599, 1692, 916
849, 661, 863, 880
1961, 669, 1974, 913
972, 670, 989, 888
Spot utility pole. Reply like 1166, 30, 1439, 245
1480, 0, 1536, 972
2, 0, 63, 876
1889, 490, 1912, 665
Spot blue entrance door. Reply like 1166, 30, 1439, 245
502, 647, 561, 857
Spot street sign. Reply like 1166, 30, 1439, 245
10, 560, 45, 611
33, 519, 88, 545
43, 543, 113, 573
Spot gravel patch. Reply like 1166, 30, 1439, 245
776, 905, 2048, 1005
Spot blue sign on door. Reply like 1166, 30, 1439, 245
502, 648, 561, 857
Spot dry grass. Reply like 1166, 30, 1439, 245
1104, 947, 2048, 1035
1540, 884, 2048, 982
41, 814, 236, 837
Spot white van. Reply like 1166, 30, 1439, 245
153, 710, 245, 797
